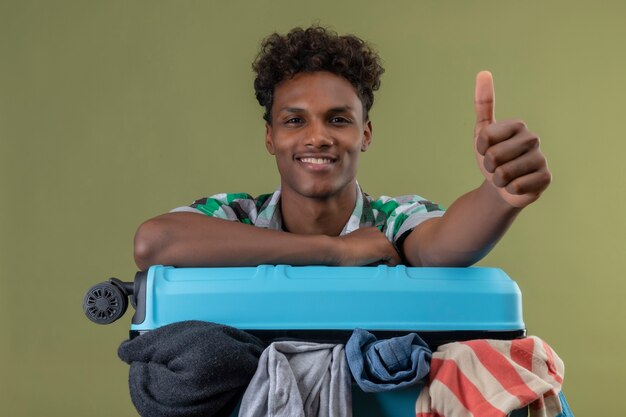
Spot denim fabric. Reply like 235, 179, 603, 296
346, 328, 432, 393
557, 391, 575, 417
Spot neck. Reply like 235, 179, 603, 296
280, 183, 358, 236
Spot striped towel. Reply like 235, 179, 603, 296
415, 336, 564, 417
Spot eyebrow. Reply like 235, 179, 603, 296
279, 106, 355, 114
279, 107, 306, 113
327, 106, 355, 114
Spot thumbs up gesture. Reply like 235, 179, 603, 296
473, 71, 551, 208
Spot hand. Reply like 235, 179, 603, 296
474, 71, 551, 208
332, 227, 402, 266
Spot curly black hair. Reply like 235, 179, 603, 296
252, 26, 385, 123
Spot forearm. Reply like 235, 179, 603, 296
403, 181, 521, 267
134, 212, 336, 269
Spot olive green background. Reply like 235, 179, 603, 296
1, 0, 624, 415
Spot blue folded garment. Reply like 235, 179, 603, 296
346, 328, 432, 393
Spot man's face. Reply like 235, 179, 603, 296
265, 71, 372, 201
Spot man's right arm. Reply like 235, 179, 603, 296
134, 212, 400, 270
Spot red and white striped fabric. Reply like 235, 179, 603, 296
415, 336, 564, 417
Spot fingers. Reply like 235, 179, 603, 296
490, 150, 548, 188
384, 250, 402, 267
476, 117, 550, 199
476, 119, 545, 185
474, 71, 495, 137
337, 227, 402, 266
480, 124, 540, 172
503, 170, 552, 196
371, 229, 401, 266
476, 119, 532, 156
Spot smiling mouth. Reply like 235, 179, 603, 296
298, 157, 335, 165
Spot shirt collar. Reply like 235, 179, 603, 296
254, 186, 283, 230
259, 182, 376, 235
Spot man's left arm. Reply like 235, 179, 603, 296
402, 71, 551, 267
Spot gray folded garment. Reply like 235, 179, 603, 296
118, 320, 265, 417
239, 341, 352, 417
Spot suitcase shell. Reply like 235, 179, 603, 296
130, 265, 525, 343
123, 265, 526, 417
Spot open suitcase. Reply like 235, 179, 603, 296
84, 265, 527, 416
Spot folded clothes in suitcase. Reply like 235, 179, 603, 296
84, 265, 526, 416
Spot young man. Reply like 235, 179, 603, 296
133, 26, 550, 270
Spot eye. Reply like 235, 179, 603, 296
285, 117, 304, 125
330, 116, 351, 124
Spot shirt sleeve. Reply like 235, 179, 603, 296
169, 193, 257, 225
373, 195, 445, 247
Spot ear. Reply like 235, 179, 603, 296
361, 120, 372, 152
265, 123, 275, 155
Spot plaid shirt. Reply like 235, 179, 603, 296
171, 183, 444, 247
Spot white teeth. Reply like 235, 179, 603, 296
300, 157, 333, 164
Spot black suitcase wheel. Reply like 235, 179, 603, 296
83, 279, 129, 324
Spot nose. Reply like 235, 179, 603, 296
304, 120, 333, 148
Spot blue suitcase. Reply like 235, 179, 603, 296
84, 265, 526, 416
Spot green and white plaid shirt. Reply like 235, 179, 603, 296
172, 183, 445, 249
